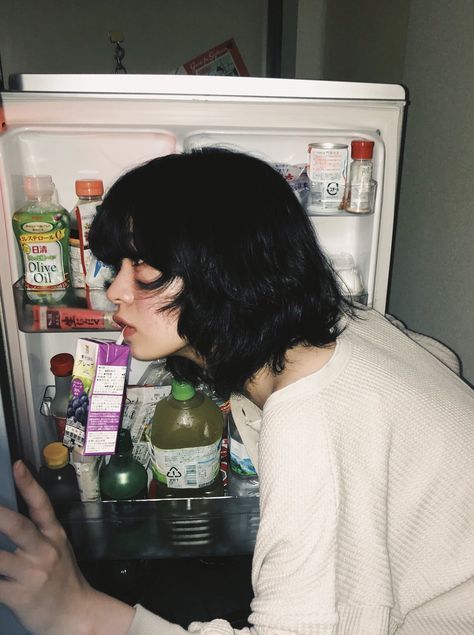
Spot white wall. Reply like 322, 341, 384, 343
388, 0, 474, 384
0, 0, 268, 80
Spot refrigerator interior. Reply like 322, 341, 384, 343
0, 77, 405, 558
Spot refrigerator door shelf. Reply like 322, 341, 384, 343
54, 488, 260, 560
13, 278, 120, 333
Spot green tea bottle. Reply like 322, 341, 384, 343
149, 380, 224, 497
12, 175, 71, 290
100, 429, 148, 500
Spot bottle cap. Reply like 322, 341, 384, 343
171, 379, 195, 401
43, 442, 69, 468
23, 175, 55, 198
50, 353, 74, 377
115, 428, 132, 453
351, 140, 374, 160
75, 179, 104, 197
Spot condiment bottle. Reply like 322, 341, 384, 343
50, 353, 74, 441
149, 379, 224, 497
99, 429, 148, 500
12, 175, 71, 290
345, 140, 375, 214
39, 442, 80, 504
70, 179, 104, 288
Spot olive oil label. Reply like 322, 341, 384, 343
148, 440, 221, 488
13, 211, 70, 289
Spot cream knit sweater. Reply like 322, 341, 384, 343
128, 309, 474, 634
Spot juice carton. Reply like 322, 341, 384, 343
63, 338, 130, 455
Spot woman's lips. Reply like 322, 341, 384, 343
113, 317, 136, 339
123, 325, 137, 338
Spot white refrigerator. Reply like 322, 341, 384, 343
0, 74, 406, 562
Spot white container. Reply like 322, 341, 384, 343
307, 142, 348, 214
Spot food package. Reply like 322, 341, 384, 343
63, 338, 130, 454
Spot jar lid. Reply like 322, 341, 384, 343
351, 140, 374, 159
43, 442, 69, 468
171, 379, 195, 401
50, 353, 74, 376
75, 179, 104, 197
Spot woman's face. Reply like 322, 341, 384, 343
107, 258, 195, 362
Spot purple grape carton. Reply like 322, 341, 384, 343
63, 338, 130, 455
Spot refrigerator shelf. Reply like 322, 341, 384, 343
13, 278, 120, 333
54, 485, 260, 560
307, 209, 374, 218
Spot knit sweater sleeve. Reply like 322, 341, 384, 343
128, 398, 340, 635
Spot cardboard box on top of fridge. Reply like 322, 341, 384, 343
63, 338, 130, 455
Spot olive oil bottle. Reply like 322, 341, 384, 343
12, 175, 71, 290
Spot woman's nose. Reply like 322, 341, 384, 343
106, 260, 135, 305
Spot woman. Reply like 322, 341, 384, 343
0, 148, 473, 635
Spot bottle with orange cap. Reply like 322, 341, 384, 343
345, 140, 376, 214
50, 352, 74, 441
39, 442, 80, 504
69, 179, 104, 288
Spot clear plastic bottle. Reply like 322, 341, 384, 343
50, 353, 74, 441
12, 175, 71, 290
39, 442, 80, 504
345, 140, 375, 214
149, 380, 224, 497
71, 445, 102, 501
99, 429, 148, 500
70, 179, 104, 288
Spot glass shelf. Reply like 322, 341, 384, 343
13, 278, 120, 333
55, 481, 260, 560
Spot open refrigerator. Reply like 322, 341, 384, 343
0, 74, 406, 563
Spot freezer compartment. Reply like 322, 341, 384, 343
56, 492, 260, 560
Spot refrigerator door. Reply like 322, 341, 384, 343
0, 75, 405, 558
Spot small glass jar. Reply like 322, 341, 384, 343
345, 140, 376, 214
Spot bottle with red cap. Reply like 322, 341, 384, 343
345, 140, 375, 214
50, 352, 74, 440
69, 179, 104, 288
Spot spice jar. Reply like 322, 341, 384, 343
345, 140, 375, 214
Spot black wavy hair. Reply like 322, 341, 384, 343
89, 148, 350, 396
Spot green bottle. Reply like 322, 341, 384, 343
149, 380, 224, 497
100, 429, 148, 500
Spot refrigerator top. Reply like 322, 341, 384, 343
7, 73, 406, 101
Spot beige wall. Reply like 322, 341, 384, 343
0, 0, 268, 79
323, 0, 474, 385
388, 1, 474, 384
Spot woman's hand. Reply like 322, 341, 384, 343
0, 460, 135, 635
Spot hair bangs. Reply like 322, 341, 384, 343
89, 202, 140, 269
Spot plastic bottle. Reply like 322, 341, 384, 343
99, 429, 148, 500
149, 379, 224, 497
50, 353, 74, 441
71, 446, 102, 501
12, 175, 71, 290
70, 179, 104, 288
39, 442, 80, 504
345, 140, 375, 214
